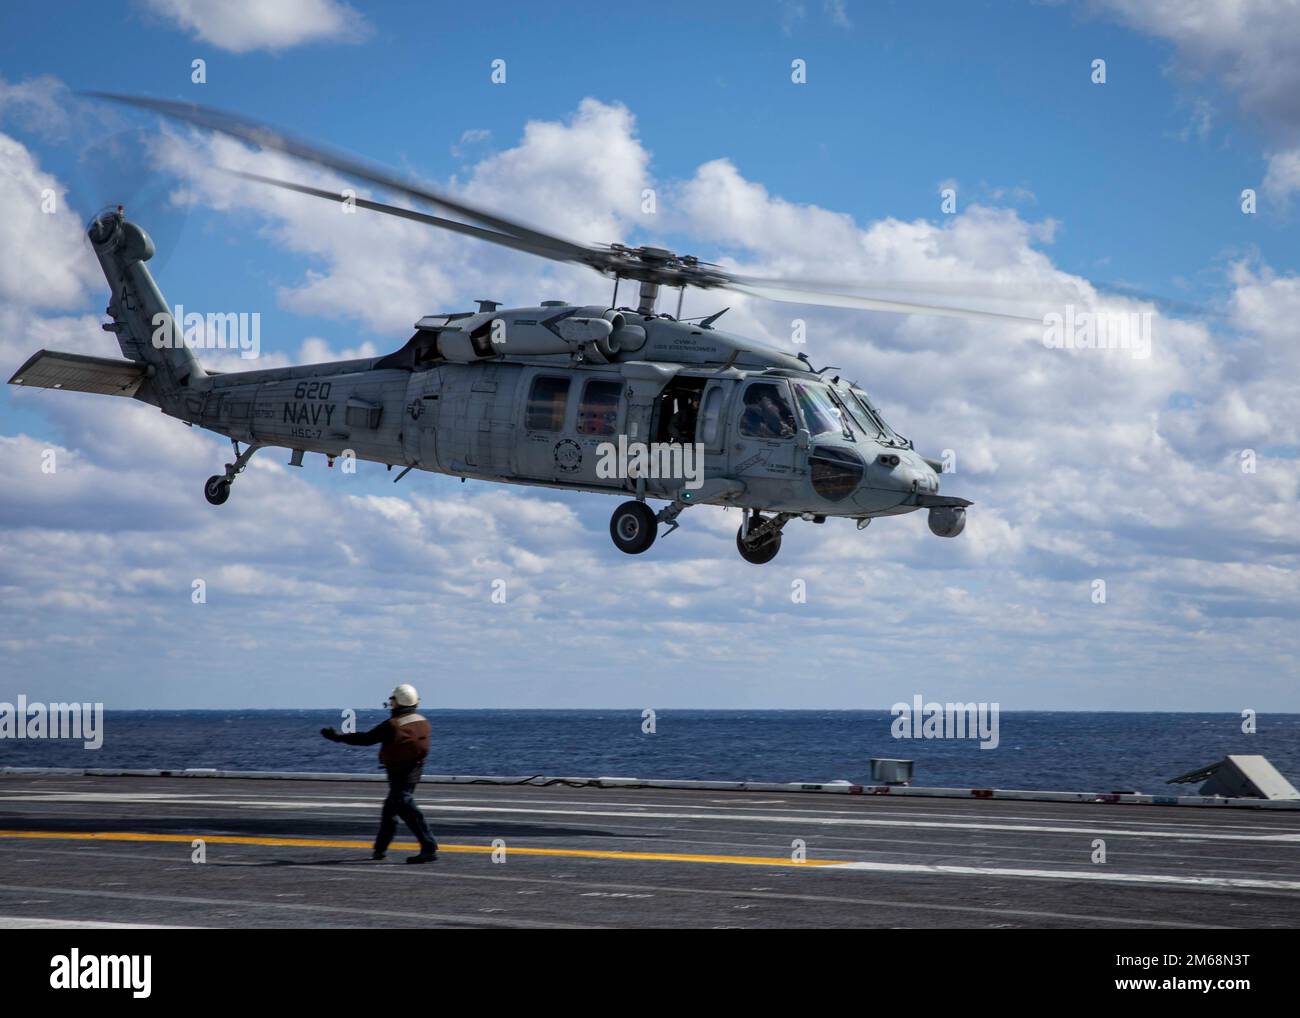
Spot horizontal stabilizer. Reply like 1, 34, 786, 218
8, 349, 147, 397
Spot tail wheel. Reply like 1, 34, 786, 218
736, 525, 781, 564
610, 500, 658, 555
204, 475, 231, 506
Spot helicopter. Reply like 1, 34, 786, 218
9, 95, 1041, 564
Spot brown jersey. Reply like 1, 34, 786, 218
379, 712, 429, 768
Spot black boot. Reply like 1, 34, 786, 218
406, 848, 438, 864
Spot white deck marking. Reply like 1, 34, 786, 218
6, 790, 1295, 844
0, 883, 598, 929
0, 915, 198, 928
828, 860, 1300, 890
293, 861, 1231, 926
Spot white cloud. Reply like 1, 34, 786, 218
1097, 0, 1300, 136
0, 134, 100, 311
1263, 147, 1300, 203
142, 0, 365, 53
0, 75, 77, 141
779, 1, 807, 36
154, 99, 653, 331
1098, 1, 1300, 195
824, 0, 852, 30
451, 128, 491, 160
463, 99, 651, 244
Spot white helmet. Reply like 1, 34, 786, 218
388, 683, 419, 708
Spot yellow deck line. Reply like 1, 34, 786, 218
0, 829, 841, 868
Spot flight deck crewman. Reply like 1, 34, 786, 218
320, 684, 439, 864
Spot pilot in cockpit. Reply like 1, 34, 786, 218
741, 388, 796, 440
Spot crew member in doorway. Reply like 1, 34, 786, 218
668, 391, 701, 443
321, 684, 438, 863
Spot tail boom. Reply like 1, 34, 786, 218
88, 207, 206, 401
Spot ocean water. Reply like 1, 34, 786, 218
2, 710, 1297, 794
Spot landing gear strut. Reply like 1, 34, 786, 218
204, 439, 260, 507
736, 510, 793, 565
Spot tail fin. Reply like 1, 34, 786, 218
89, 207, 206, 396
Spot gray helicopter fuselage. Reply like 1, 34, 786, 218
11, 211, 971, 559
180, 303, 943, 519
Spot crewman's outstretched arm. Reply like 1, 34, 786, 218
322, 721, 390, 746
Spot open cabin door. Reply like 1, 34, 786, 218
620, 362, 679, 445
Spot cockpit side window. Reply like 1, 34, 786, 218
793, 382, 851, 439
739, 382, 797, 440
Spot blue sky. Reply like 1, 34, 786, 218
0, 0, 1297, 711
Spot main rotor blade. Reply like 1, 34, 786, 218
83, 92, 594, 265
82, 92, 1176, 327
731, 272, 1217, 319
226, 170, 581, 263
728, 282, 1044, 324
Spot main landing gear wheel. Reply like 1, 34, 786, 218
737, 525, 782, 565
610, 500, 658, 555
204, 475, 231, 506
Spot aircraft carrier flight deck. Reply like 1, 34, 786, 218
1, 771, 1297, 929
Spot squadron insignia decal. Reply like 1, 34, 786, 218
554, 438, 582, 473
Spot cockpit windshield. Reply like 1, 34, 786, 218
845, 386, 906, 446
792, 382, 853, 439
824, 386, 867, 440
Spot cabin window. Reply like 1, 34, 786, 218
739, 382, 797, 440
526, 376, 570, 432
577, 379, 621, 435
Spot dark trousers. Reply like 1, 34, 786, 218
375, 766, 437, 853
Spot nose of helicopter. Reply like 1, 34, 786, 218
879, 451, 940, 496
